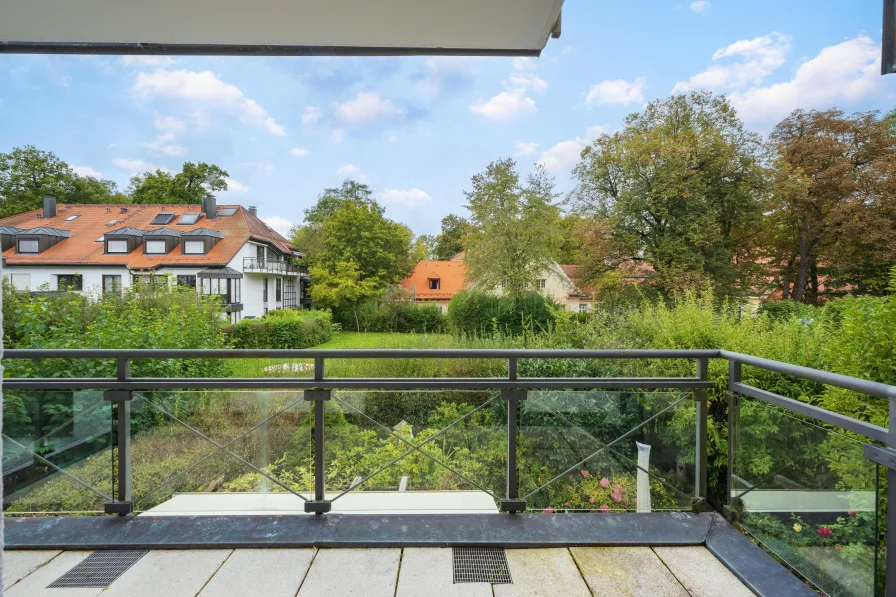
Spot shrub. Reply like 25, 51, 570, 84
335, 301, 446, 333
226, 309, 333, 349
447, 290, 558, 336
757, 299, 818, 321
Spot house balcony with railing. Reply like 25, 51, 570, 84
243, 256, 305, 276
2, 349, 894, 597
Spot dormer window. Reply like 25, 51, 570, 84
145, 239, 167, 254
428, 278, 440, 290
17, 238, 39, 254
184, 240, 205, 255
106, 239, 128, 253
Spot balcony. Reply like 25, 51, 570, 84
243, 256, 303, 276
2, 349, 893, 597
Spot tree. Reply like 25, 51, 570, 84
417, 234, 438, 260
67, 176, 128, 204
433, 214, 470, 260
463, 159, 562, 296
571, 92, 765, 296
766, 109, 896, 302
129, 162, 228, 204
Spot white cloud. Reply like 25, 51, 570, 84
586, 77, 646, 105
512, 57, 536, 71
690, 1, 710, 13
290, 147, 311, 158
672, 33, 791, 93
329, 128, 346, 144
302, 106, 322, 124
190, 111, 216, 131
72, 166, 104, 178
505, 72, 548, 91
224, 177, 249, 193
242, 161, 275, 173
133, 69, 286, 136
336, 164, 368, 182
335, 92, 404, 125
515, 141, 541, 156
417, 57, 479, 97
261, 215, 295, 237
153, 114, 186, 135
378, 188, 432, 208
470, 88, 537, 120
112, 158, 172, 174
119, 56, 176, 67
141, 133, 187, 156
728, 35, 886, 124
537, 126, 606, 173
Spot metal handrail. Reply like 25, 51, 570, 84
243, 256, 298, 274
2, 347, 894, 593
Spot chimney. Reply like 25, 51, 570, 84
120, 207, 128, 214
43, 195, 57, 218
205, 195, 217, 219
249, 206, 257, 217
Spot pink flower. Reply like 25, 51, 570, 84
611, 490, 623, 503
589, 497, 596, 504
817, 527, 833, 538
542, 507, 554, 514
623, 498, 629, 506
564, 501, 571, 507
614, 483, 625, 494
599, 477, 610, 488
835, 546, 841, 552
848, 511, 857, 518
633, 499, 637, 504
600, 505, 609, 513
581, 470, 590, 478
566, 485, 574, 492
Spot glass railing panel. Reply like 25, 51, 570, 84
325, 390, 505, 512
2, 390, 113, 515
130, 390, 312, 513
735, 398, 878, 597
519, 390, 696, 513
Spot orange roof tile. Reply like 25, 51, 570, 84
399, 260, 468, 299
0, 203, 297, 269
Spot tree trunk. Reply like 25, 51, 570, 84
807, 259, 819, 304
791, 215, 811, 303
780, 256, 795, 300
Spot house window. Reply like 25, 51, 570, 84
145, 240, 167, 254
428, 278, 440, 290
276, 278, 282, 301
133, 274, 155, 287
17, 238, 39, 254
106, 239, 128, 254
177, 275, 196, 289
102, 275, 122, 294
57, 274, 83, 291
538, 279, 546, 289
578, 303, 588, 312
10, 273, 31, 290
184, 240, 205, 255
256, 245, 265, 260
263, 278, 269, 302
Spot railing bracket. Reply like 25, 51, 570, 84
499, 499, 527, 513
500, 390, 527, 401
304, 501, 331, 514
303, 390, 331, 401
864, 444, 896, 470
104, 501, 133, 516
103, 390, 133, 402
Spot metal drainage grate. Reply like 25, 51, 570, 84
453, 547, 512, 584
49, 550, 149, 588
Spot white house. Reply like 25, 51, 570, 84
0, 196, 309, 322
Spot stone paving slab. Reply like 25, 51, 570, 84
298, 548, 401, 597
570, 546, 690, 597
494, 548, 592, 597
3, 549, 61, 591
653, 546, 755, 597
102, 549, 232, 597
395, 548, 492, 597
198, 548, 314, 597
4, 551, 100, 597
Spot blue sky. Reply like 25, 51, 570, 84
1, 0, 893, 237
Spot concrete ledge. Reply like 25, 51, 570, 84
5, 512, 711, 550
705, 513, 816, 597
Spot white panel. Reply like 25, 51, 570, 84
145, 240, 167, 254
0, 0, 564, 53
184, 240, 205, 255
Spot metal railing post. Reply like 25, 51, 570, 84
694, 357, 709, 506
499, 383, 527, 513
104, 357, 133, 515
305, 353, 331, 514
726, 359, 742, 520
886, 397, 895, 597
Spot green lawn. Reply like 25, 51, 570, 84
314, 332, 453, 349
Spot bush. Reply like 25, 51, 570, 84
447, 290, 558, 336
757, 299, 819, 321
335, 301, 446, 333
226, 309, 333, 349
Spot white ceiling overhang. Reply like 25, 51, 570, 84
0, 0, 565, 56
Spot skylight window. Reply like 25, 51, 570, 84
217, 208, 237, 217
177, 213, 201, 225
64, 215, 80, 221
151, 213, 176, 225
106, 220, 119, 226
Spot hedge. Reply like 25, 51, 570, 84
446, 290, 558, 336
335, 301, 446, 333
226, 309, 333, 348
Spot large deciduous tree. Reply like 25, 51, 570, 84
766, 109, 896, 302
571, 91, 766, 296
463, 159, 562, 296
129, 162, 228, 204
433, 214, 470, 260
